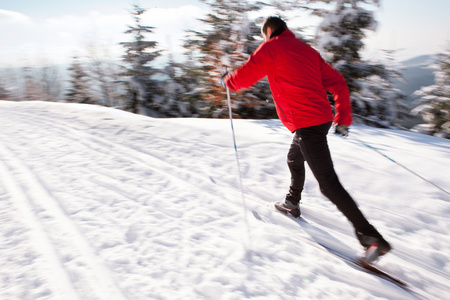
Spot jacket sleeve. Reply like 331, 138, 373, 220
320, 58, 353, 126
225, 43, 273, 91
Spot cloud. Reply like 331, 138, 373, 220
0, 9, 32, 24
0, 5, 207, 67
0, 10, 38, 65
134, 5, 207, 52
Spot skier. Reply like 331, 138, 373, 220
222, 16, 391, 262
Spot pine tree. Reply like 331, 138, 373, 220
184, 0, 274, 118
315, 0, 406, 127
412, 45, 450, 138
66, 56, 95, 104
120, 3, 161, 114
157, 54, 202, 117
171, 50, 210, 117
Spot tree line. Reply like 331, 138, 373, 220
0, 0, 448, 138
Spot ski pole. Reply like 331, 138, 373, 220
225, 86, 258, 257
352, 135, 450, 198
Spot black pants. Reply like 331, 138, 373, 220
286, 121, 371, 232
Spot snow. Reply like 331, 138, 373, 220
0, 100, 449, 300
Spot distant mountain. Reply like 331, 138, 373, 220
400, 54, 435, 67
392, 55, 435, 100
387, 55, 437, 128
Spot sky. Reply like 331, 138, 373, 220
0, 0, 449, 68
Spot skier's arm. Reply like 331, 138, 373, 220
320, 58, 352, 126
225, 43, 273, 91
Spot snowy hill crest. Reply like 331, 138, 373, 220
0, 101, 449, 299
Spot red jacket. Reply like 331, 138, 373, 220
225, 29, 352, 132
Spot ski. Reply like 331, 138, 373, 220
317, 242, 407, 287
316, 242, 428, 299
359, 259, 407, 287
271, 204, 427, 299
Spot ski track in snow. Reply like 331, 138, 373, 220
0, 141, 126, 300
0, 103, 258, 299
0, 101, 449, 299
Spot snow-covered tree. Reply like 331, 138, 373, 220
22, 67, 42, 101
0, 63, 62, 102
412, 45, 450, 138
155, 54, 203, 117
120, 3, 161, 114
0, 79, 8, 100
85, 41, 124, 108
0, 68, 20, 101
315, 0, 406, 127
66, 56, 95, 104
169, 50, 212, 117
37, 65, 62, 102
184, 0, 274, 118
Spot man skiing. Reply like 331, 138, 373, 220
223, 16, 391, 262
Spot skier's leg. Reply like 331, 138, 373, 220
296, 122, 373, 233
274, 134, 304, 218
286, 133, 305, 204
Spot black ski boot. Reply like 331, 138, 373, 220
275, 200, 301, 218
356, 227, 391, 263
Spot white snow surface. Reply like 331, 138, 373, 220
0, 101, 449, 300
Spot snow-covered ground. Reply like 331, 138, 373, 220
0, 101, 449, 300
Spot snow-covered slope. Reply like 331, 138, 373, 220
0, 101, 449, 299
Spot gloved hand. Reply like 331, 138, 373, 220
220, 71, 229, 87
335, 125, 349, 137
